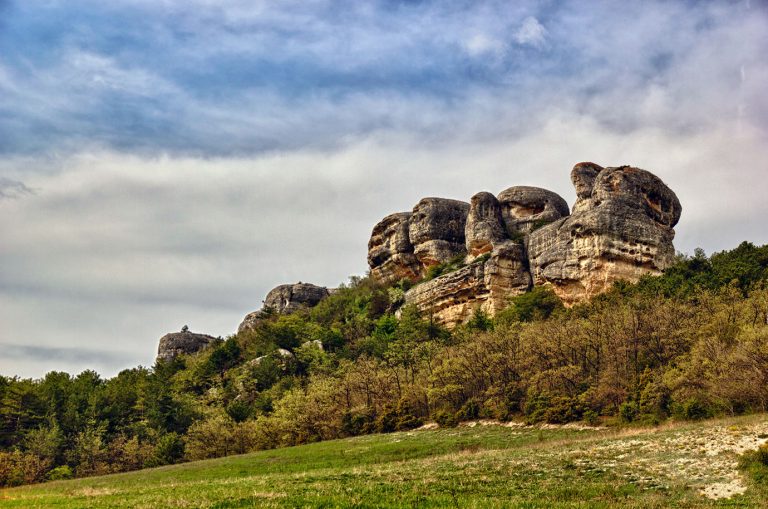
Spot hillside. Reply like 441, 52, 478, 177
2, 240, 768, 490
2, 414, 767, 508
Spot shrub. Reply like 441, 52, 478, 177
47, 465, 73, 481
619, 402, 639, 423
433, 409, 458, 428
583, 410, 600, 426
497, 286, 563, 323
153, 432, 185, 466
456, 399, 481, 422
525, 395, 582, 424
226, 400, 253, 423
341, 409, 375, 436
0, 451, 51, 487
680, 399, 713, 421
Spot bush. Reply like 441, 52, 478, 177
47, 465, 73, 481
619, 402, 639, 423
456, 399, 481, 422
757, 444, 768, 467
341, 409, 375, 436
583, 410, 600, 426
679, 399, 713, 421
0, 451, 51, 487
433, 409, 458, 428
498, 286, 563, 323
226, 400, 253, 423
525, 395, 582, 424
153, 432, 185, 466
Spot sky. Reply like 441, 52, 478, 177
1, 0, 767, 379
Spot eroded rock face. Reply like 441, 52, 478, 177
238, 282, 331, 333
403, 242, 531, 325
408, 198, 470, 267
157, 331, 216, 362
370, 162, 680, 325
465, 192, 507, 260
367, 212, 421, 284
497, 186, 570, 235
264, 283, 331, 314
528, 164, 681, 305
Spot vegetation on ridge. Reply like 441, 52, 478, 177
1, 241, 768, 488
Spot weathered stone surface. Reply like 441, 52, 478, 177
238, 282, 331, 333
528, 164, 681, 305
264, 283, 331, 314
371, 161, 680, 323
465, 192, 507, 260
571, 162, 604, 213
408, 198, 470, 267
157, 330, 217, 362
496, 186, 570, 235
403, 242, 531, 326
367, 212, 421, 284
237, 310, 269, 333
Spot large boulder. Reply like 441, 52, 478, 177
408, 198, 470, 267
528, 164, 681, 304
157, 329, 217, 362
367, 212, 421, 284
263, 283, 331, 314
465, 192, 507, 260
238, 282, 331, 333
496, 186, 570, 235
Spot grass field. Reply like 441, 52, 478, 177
2, 414, 767, 508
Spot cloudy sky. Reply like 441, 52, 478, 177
1, 0, 767, 379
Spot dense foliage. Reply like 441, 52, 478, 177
2, 241, 767, 486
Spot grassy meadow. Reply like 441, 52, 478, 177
2, 414, 767, 508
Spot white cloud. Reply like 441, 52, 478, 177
464, 33, 506, 58
2, 111, 768, 377
514, 16, 546, 47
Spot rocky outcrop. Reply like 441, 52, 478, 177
366, 198, 470, 284
238, 282, 332, 333
157, 329, 217, 362
403, 242, 531, 324
372, 162, 681, 326
409, 198, 470, 267
368, 212, 421, 284
527, 164, 681, 305
264, 283, 331, 314
465, 192, 507, 260
497, 186, 570, 235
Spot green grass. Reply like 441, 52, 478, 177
3, 415, 767, 508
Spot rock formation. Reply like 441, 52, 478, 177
528, 164, 681, 305
408, 198, 470, 267
367, 198, 470, 284
263, 283, 331, 314
238, 282, 332, 333
496, 186, 570, 235
465, 192, 507, 260
368, 212, 421, 284
370, 162, 681, 326
157, 329, 217, 362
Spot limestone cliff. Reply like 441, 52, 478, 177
370, 162, 680, 326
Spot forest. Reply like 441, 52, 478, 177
2, 241, 767, 487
